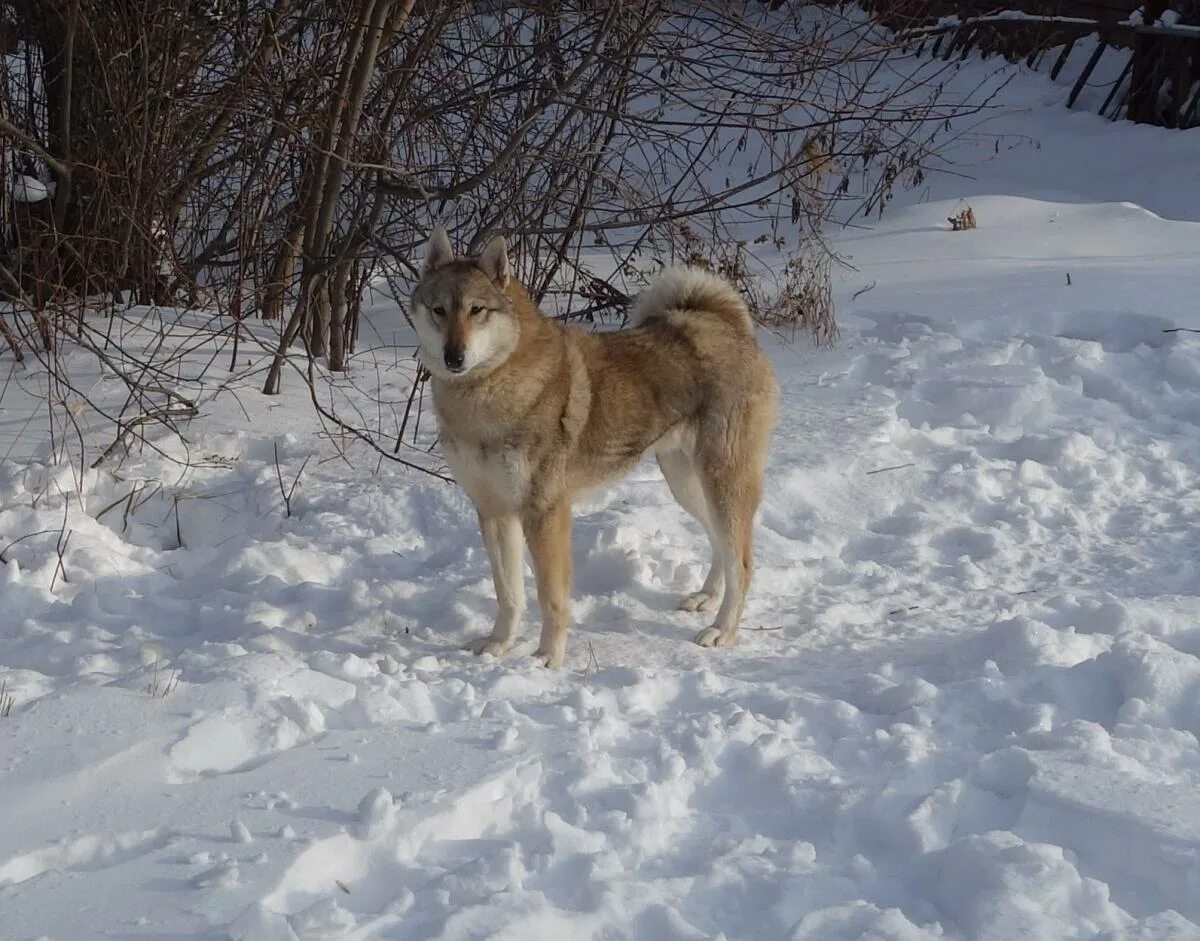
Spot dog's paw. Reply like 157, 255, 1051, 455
693, 626, 736, 648
532, 646, 565, 669
464, 636, 512, 658
678, 590, 721, 613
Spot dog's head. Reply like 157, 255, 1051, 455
410, 227, 519, 380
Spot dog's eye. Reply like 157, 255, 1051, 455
431, 306, 447, 319
469, 305, 485, 317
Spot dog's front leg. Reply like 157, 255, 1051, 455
464, 513, 525, 658
524, 500, 572, 668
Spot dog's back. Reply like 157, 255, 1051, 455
564, 267, 778, 494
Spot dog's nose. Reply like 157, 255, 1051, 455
444, 347, 465, 372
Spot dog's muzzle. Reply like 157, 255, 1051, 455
444, 347, 466, 373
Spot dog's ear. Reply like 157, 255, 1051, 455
477, 235, 510, 287
423, 225, 454, 274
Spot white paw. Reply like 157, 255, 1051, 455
532, 646, 565, 669
464, 636, 512, 658
693, 627, 736, 648
678, 590, 721, 613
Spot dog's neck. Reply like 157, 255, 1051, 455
502, 278, 547, 327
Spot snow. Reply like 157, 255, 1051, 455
11, 174, 52, 204
3, 47, 1200, 941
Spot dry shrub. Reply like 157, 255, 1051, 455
0, 0, 1003, 469
759, 251, 836, 344
665, 220, 836, 344
948, 206, 978, 231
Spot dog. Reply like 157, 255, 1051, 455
410, 226, 778, 667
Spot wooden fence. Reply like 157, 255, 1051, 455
872, 0, 1200, 127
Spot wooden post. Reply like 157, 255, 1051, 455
1068, 40, 1108, 109
1100, 53, 1134, 118
1170, 41, 1188, 127
1050, 38, 1077, 81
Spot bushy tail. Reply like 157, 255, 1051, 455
629, 266, 754, 337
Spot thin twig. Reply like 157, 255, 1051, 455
273, 442, 310, 518
91, 404, 200, 469
51, 503, 72, 591
888, 586, 1047, 616
580, 639, 601, 683
0, 528, 58, 564
851, 281, 877, 301
866, 462, 915, 475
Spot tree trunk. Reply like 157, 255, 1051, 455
265, 0, 413, 391
260, 217, 303, 320
307, 275, 329, 359
263, 277, 314, 395
328, 255, 353, 372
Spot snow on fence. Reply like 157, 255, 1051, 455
877, 0, 1200, 128
896, 13, 1200, 126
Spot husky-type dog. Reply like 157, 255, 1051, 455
410, 227, 778, 667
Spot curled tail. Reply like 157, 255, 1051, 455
629, 266, 755, 338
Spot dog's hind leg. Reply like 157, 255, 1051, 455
692, 487, 754, 649
465, 513, 525, 658
657, 450, 724, 612
524, 500, 573, 668
692, 443, 766, 649
691, 386, 775, 649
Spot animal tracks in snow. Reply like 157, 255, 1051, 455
0, 828, 174, 887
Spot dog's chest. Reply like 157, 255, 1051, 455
442, 436, 531, 515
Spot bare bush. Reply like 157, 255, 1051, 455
0, 0, 1002, 470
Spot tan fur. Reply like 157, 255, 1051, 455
411, 227, 779, 667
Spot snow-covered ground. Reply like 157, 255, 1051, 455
3, 50, 1200, 941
